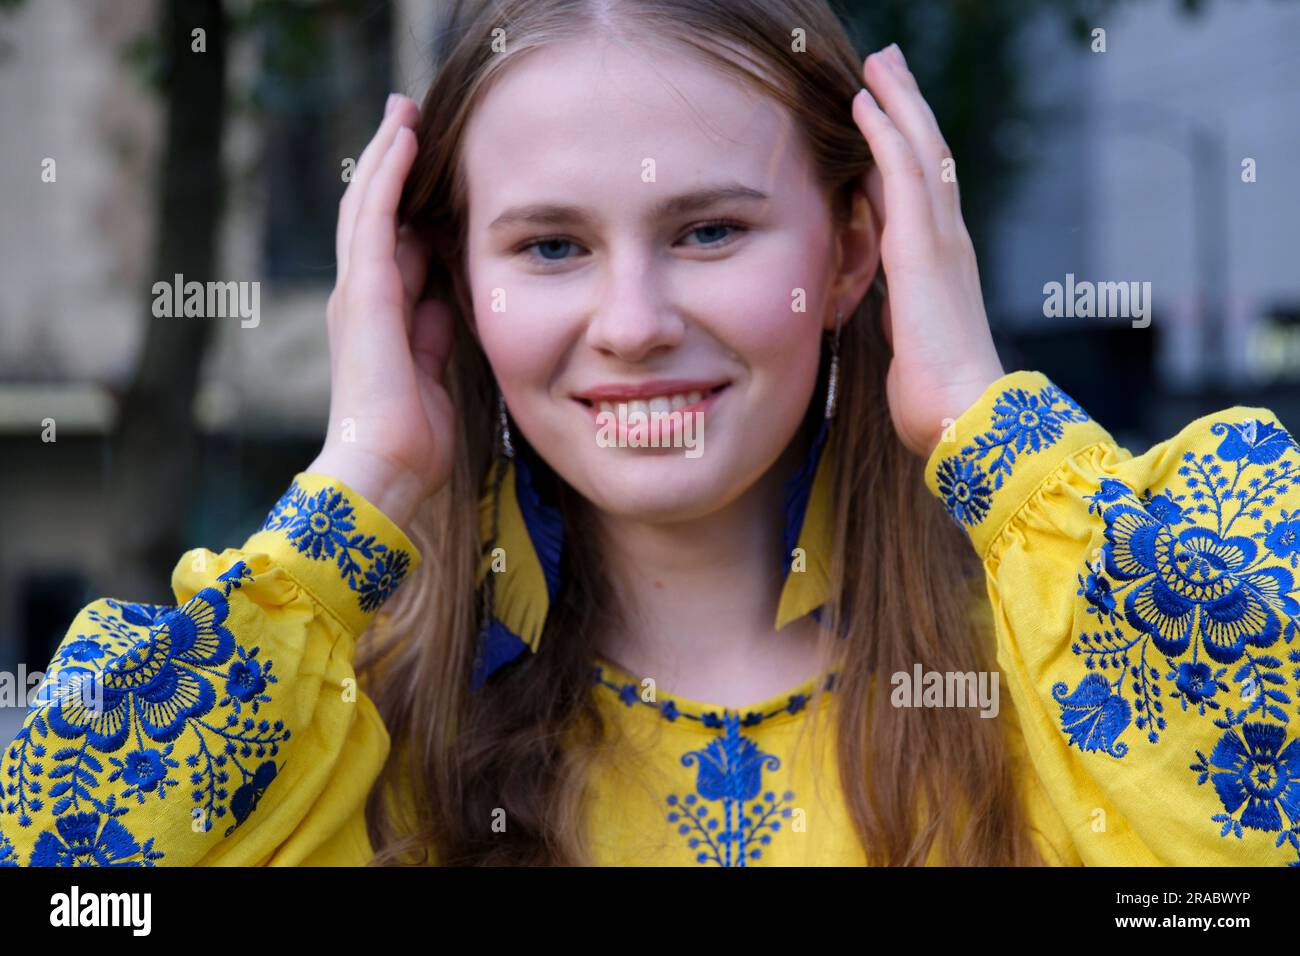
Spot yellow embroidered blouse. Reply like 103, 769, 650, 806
3, 370, 1298, 866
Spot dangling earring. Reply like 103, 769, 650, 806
824, 309, 842, 420
472, 388, 565, 691
774, 309, 843, 631
497, 391, 514, 459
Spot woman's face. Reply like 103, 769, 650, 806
462, 36, 847, 522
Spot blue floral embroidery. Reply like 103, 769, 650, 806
934, 381, 1092, 528
2, 479, 405, 867
1050, 416, 1300, 864
0, 828, 17, 866
666, 713, 794, 866
590, 668, 819, 864
1191, 723, 1300, 838
30, 810, 164, 867
261, 480, 413, 613
2, 561, 288, 865
935, 457, 994, 527
1261, 508, 1300, 571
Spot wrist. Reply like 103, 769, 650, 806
305, 448, 424, 533
923, 362, 1006, 459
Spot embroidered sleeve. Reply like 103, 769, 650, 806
924, 370, 1300, 865
0, 472, 420, 867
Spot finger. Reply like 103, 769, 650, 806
862, 163, 886, 237
851, 86, 936, 248
351, 125, 419, 282
337, 97, 420, 276
863, 49, 960, 229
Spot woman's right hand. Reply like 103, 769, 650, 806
308, 94, 456, 531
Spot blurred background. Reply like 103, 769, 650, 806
0, 0, 1297, 740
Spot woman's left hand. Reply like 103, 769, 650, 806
850, 43, 1006, 459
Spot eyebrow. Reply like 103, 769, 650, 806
487, 183, 770, 232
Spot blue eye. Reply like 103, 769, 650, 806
516, 219, 747, 266
524, 238, 577, 261
680, 219, 747, 247
686, 222, 731, 245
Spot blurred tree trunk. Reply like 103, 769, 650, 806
106, 0, 226, 602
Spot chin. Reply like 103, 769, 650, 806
573, 453, 737, 523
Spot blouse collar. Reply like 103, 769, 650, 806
590, 657, 839, 731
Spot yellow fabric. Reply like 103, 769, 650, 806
477, 458, 548, 655
774, 421, 839, 631
2, 369, 1296, 866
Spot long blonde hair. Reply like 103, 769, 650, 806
360, 0, 1043, 866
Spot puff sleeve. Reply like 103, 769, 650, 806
0, 472, 420, 866
925, 370, 1300, 866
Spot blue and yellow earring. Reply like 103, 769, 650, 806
472, 315, 843, 688
774, 309, 841, 631
472, 391, 564, 690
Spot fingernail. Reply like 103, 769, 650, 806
856, 87, 876, 108
888, 43, 904, 63
385, 93, 398, 117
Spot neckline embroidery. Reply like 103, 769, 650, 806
590, 657, 839, 730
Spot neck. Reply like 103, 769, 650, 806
591, 423, 826, 706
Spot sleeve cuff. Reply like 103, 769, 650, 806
241, 472, 423, 636
923, 370, 1116, 559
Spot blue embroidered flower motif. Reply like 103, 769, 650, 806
114, 747, 176, 799
965, 383, 1091, 487
0, 828, 17, 866
226, 653, 267, 703
2, 571, 291, 864
358, 549, 411, 613
1054, 416, 1300, 863
1079, 570, 1118, 619
666, 712, 791, 866
1212, 419, 1298, 466
46, 588, 236, 750
29, 811, 162, 867
933, 380, 1092, 529
31, 665, 98, 708
58, 640, 106, 665
106, 600, 174, 629
990, 387, 1070, 452
1099, 507, 1297, 664
0, 480, 400, 867
935, 456, 993, 527
261, 480, 414, 616
1173, 661, 1222, 707
1052, 673, 1131, 757
284, 487, 357, 559
1193, 723, 1300, 834
1260, 509, 1300, 570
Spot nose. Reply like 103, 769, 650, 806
584, 249, 685, 362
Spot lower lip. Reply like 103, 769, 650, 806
576, 387, 727, 445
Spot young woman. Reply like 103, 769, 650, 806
3, 0, 1297, 867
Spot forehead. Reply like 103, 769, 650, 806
461, 36, 809, 221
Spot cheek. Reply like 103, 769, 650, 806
469, 264, 572, 396
705, 248, 829, 389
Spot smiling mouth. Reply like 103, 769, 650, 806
575, 383, 729, 414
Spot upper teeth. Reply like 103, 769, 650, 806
596, 390, 706, 415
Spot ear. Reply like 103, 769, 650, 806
825, 182, 881, 332
448, 260, 482, 348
